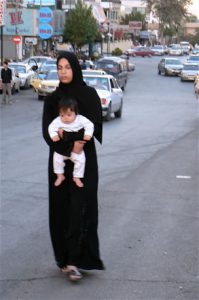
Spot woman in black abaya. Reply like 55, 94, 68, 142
42, 52, 104, 281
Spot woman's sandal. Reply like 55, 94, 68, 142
67, 268, 82, 281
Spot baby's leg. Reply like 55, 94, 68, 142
53, 152, 66, 186
70, 151, 85, 188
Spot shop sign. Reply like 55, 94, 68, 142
0, 0, 6, 26
38, 7, 53, 23
38, 23, 53, 39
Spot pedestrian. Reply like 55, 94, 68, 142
81, 59, 87, 70
42, 51, 104, 281
48, 96, 94, 188
1, 61, 12, 104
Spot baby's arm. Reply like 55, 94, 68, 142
48, 118, 61, 142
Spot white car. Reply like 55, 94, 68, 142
151, 45, 165, 56
9, 62, 35, 89
83, 74, 123, 121
168, 44, 183, 56
0, 66, 20, 94
22, 56, 52, 68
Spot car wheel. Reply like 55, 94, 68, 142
38, 94, 44, 101
114, 101, 123, 118
24, 80, 30, 89
104, 104, 112, 121
11, 84, 16, 94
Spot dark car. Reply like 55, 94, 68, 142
158, 57, 183, 76
131, 46, 155, 57
96, 56, 128, 90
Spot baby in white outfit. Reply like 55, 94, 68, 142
48, 97, 94, 187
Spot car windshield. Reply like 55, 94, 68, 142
39, 65, 57, 72
183, 64, 199, 70
189, 56, 199, 61
46, 71, 58, 80
14, 66, 26, 73
96, 61, 119, 75
171, 44, 181, 49
83, 76, 109, 90
166, 60, 182, 65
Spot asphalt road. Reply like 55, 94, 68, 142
1, 56, 199, 300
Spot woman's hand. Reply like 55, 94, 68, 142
58, 128, 64, 139
73, 140, 86, 154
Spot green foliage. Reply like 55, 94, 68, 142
120, 11, 146, 29
145, 0, 192, 39
111, 48, 123, 56
63, 1, 99, 52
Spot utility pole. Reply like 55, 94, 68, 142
0, 0, 6, 65
15, 0, 19, 61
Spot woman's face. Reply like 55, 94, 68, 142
57, 58, 73, 84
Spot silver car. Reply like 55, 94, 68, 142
9, 62, 35, 89
158, 58, 183, 76
83, 74, 123, 121
180, 63, 199, 81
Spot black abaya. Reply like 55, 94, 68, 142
42, 52, 104, 270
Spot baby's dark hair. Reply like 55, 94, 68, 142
58, 96, 78, 114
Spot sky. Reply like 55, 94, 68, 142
188, 0, 199, 19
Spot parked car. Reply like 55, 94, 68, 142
180, 63, 199, 81
37, 70, 59, 100
168, 44, 183, 56
83, 74, 123, 121
129, 46, 155, 57
158, 57, 183, 76
8, 62, 35, 89
95, 56, 128, 90
0, 66, 20, 94
151, 45, 165, 56
124, 48, 137, 56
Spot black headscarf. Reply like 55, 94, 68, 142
56, 51, 85, 86
55, 51, 102, 143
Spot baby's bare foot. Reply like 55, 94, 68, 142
73, 177, 84, 188
54, 174, 65, 186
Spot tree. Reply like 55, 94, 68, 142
145, 0, 192, 41
63, 1, 99, 54
120, 11, 147, 30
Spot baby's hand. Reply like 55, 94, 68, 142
84, 135, 92, 141
52, 135, 60, 142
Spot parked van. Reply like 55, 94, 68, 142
96, 56, 128, 90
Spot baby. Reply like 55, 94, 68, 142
48, 97, 94, 187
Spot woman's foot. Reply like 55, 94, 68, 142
67, 266, 82, 281
73, 177, 84, 188
54, 174, 65, 186
60, 266, 69, 274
